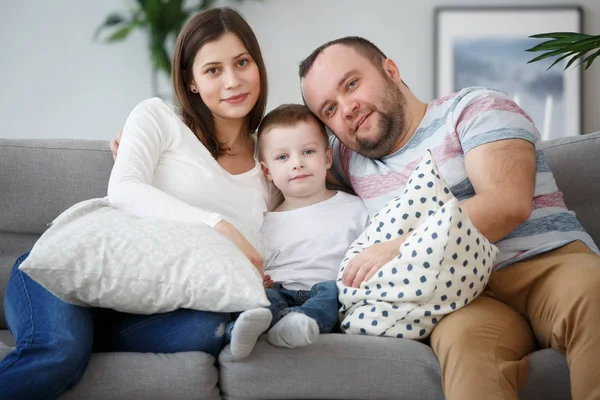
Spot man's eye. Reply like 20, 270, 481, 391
325, 105, 335, 116
348, 79, 357, 89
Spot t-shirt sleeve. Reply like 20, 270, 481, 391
451, 88, 540, 154
107, 98, 223, 227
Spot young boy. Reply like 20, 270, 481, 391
226, 104, 369, 360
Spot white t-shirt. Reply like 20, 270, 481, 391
107, 97, 280, 231
260, 191, 370, 291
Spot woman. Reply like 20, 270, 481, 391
0, 7, 277, 399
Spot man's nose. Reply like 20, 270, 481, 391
341, 98, 359, 120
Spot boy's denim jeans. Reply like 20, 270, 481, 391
0, 251, 232, 400
226, 280, 340, 341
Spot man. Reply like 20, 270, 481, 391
298, 36, 600, 400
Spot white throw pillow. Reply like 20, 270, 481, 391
19, 198, 271, 314
337, 151, 499, 338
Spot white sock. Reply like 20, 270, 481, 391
229, 308, 272, 360
267, 312, 319, 348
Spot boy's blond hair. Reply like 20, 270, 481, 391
257, 104, 328, 158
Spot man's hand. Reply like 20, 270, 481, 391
110, 129, 123, 160
342, 235, 408, 288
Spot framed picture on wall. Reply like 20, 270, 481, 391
434, 6, 583, 140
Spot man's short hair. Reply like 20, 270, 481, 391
257, 104, 328, 145
299, 36, 387, 79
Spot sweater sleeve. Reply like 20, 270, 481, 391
107, 98, 223, 227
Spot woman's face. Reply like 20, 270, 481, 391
190, 32, 261, 123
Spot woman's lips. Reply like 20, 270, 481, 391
223, 93, 249, 104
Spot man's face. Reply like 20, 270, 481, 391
302, 45, 407, 159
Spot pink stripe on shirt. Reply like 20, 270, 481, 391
456, 97, 535, 134
533, 192, 567, 210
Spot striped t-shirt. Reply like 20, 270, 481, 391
329, 87, 599, 269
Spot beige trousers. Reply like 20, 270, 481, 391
430, 241, 600, 400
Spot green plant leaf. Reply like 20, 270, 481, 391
546, 50, 579, 70
564, 53, 582, 70
583, 48, 600, 69
527, 47, 574, 64
529, 32, 590, 40
94, 12, 127, 40
526, 37, 585, 52
107, 23, 136, 42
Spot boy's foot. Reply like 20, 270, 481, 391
267, 312, 319, 348
230, 308, 272, 360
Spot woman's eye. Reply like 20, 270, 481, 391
238, 59, 249, 67
206, 68, 219, 74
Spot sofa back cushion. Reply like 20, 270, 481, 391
1, 133, 599, 329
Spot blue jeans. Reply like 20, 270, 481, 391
0, 251, 232, 400
226, 280, 340, 340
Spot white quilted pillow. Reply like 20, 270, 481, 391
19, 198, 270, 314
337, 151, 499, 338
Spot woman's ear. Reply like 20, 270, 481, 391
261, 161, 273, 181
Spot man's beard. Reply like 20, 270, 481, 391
354, 80, 406, 159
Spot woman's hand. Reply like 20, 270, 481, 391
110, 129, 123, 160
215, 220, 264, 277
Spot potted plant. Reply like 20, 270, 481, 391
526, 32, 600, 70
95, 0, 216, 97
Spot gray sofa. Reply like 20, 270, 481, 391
1, 132, 599, 399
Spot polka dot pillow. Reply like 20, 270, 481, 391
337, 150, 499, 339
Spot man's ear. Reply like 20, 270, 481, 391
325, 148, 333, 169
383, 58, 402, 84
260, 161, 273, 181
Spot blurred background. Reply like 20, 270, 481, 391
1, 0, 598, 140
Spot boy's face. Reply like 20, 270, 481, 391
260, 120, 332, 199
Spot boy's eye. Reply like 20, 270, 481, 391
304, 149, 315, 155
276, 154, 288, 161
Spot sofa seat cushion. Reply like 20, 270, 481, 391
219, 333, 444, 400
0, 330, 220, 400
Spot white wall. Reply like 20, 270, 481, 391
2, 0, 599, 140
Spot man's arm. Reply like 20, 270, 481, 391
460, 138, 536, 243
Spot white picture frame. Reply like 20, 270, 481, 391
434, 6, 583, 140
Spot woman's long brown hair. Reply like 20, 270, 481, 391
172, 7, 268, 158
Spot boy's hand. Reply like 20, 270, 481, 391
342, 235, 408, 288
263, 274, 274, 288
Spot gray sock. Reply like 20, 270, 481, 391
267, 312, 319, 348
229, 308, 272, 360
